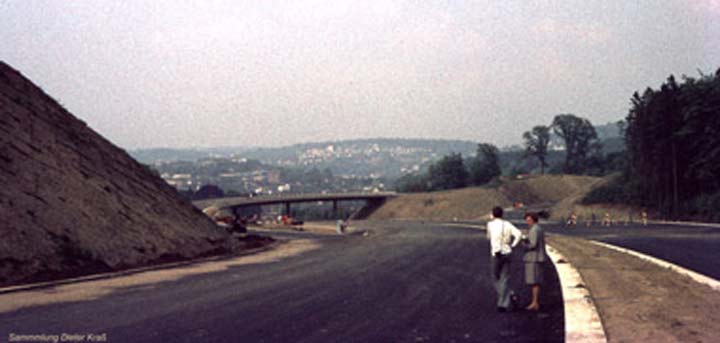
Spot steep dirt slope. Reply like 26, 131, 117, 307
0, 62, 235, 287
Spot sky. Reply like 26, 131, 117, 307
1, 1, 719, 149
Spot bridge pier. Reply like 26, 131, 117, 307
285, 202, 291, 216
333, 200, 338, 218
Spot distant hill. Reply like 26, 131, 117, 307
132, 126, 624, 182
0, 62, 242, 287
130, 146, 253, 164
135, 138, 480, 179
242, 138, 479, 178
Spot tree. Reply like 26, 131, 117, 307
583, 69, 720, 221
623, 71, 720, 218
470, 143, 501, 185
427, 153, 468, 190
551, 114, 600, 174
395, 173, 429, 193
522, 125, 551, 174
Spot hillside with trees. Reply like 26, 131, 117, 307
395, 115, 623, 193
584, 69, 720, 221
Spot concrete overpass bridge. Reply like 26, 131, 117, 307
193, 192, 397, 219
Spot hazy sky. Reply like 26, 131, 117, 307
2, 1, 718, 149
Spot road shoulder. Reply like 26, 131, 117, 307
548, 234, 720, 342
0, 239, 320, 314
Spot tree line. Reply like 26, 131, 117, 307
395, 113, 616, 193
398, 67, 720, 222
584, 69, 720, 221
394, 143, 502, 192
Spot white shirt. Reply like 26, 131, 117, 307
486, 218, 522, 256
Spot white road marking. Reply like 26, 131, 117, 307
590, 240, 720, 292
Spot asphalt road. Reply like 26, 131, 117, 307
544, 223, 720, 280
0, 222, 563, 343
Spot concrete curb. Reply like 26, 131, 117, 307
441, 222, 608, 342
589, 240, 720, 292
546, 245, 608, 343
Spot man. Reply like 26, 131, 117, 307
641, 208, 648, 226
486, 206, 522, 312
522, 212, 547, 311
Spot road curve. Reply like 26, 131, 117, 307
545, 223, 720, 280
0, 221, 563, 343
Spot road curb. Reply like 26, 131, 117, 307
546, 244, 608, 343
442, 222, 608, 342
589, 240, 720, 292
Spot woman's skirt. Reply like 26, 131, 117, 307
525, 262, 544, 285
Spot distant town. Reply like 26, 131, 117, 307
132, 128, 621, 201
135, 139, 479, 199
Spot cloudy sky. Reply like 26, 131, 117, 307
1, 1, 718, 149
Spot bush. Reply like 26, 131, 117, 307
688, 192, 720, 222
581, 178, 631, 204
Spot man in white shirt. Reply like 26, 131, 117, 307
486, 206, 522, 312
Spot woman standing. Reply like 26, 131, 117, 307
523, 212, 547, 311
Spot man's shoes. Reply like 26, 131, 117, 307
510, 294, 519, 310
496, 307, 507, 313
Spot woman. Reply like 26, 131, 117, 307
522, 212, 547, 311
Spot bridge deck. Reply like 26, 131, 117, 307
193, 192, 397, 209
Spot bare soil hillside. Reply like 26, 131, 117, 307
0, 62, 249, 287
370, 186, 511, 221
370, 175, 606, 221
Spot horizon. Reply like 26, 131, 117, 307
2, 1, 717, 150
129, 121, 622, 151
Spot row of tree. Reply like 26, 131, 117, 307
522, 114, 608, 175
396, 113, 612, 193
585, 69, 720, 220
394, 144, 501, 192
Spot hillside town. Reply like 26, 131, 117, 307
146, 139, 479, 198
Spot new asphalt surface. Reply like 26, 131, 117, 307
544, 223, 720, 280
0, 221, 564, 343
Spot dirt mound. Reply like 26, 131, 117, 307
370, 175, 605, 221
502, 175, 604, 204
0, 62, 238, 287
370, 186, 510, 221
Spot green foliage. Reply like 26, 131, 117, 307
582, 68, 720, 221
623, 70, 720, 218
522, 125, 551, 174
395, 173, 430, 193
396, 151, 473, 192
581, 175, 638, 204
470, 143, 501, 185
687, 192, 720, 222
428, 153, 469, 190
551, 114, 601, 174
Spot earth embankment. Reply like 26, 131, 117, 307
0, 62, 247, 287
369, 175, 606, 221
